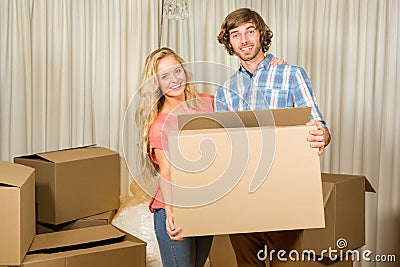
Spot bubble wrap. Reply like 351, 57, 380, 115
112, 202, 162, 267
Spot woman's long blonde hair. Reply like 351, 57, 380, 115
135, 47, 200, 185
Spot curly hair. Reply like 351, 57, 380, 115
134, 47, 200, 184
217, 8, 273, 56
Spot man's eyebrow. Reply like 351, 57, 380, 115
230, 25, 256, 34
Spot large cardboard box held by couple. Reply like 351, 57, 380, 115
168, 107, 325, 236
0, 161, 36, 266
14, 145, 120, 225
20, 225, 146, 267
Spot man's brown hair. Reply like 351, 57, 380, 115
217, 8, 273, 55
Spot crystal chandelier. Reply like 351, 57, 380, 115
162, 0, 189, 20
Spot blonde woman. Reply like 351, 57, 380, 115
135, 47, 214, 267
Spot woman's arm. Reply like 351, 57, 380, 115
154, 148, 184, 241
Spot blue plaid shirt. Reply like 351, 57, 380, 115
215, 53, 327, 128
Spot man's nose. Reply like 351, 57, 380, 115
241, 34, 249, 44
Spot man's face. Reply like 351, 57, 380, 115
229, 22, 263, 62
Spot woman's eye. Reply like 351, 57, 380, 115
175, 68, 182, 74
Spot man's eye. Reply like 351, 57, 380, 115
248, 30, 255, 34
231, 33, 239, 39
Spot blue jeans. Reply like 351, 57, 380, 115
154, 208, 213, 267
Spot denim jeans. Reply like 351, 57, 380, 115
154, 208, 213, 267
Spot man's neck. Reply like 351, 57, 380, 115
240, 52, 265, 74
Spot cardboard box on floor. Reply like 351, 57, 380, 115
208, 174, 374, 267
301, 173, 375, 253
169, 107, 325, 236
36, 210, 116, 234
0, 161, 35, 266
14, 145, 120, 225
209, 235, 353, 267
20, 225, 146, 267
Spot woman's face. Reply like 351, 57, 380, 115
156, 54, 187, 99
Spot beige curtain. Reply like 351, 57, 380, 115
0, 0, 161, 194
161, 0, 400, 266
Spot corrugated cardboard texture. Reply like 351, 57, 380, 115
21, 225, 146, 267
0, 161, 35, 266
169, 108, 324, 236
14, 146, 120, 224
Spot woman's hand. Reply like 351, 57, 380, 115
270, 57, 287, 66
165, 205, 184, 241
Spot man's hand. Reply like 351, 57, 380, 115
306, 119, 331, 156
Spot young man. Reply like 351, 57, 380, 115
215, 8, 331, 266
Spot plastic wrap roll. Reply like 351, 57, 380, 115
112, 201, 162, 267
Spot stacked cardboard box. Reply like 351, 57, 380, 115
5, 145, 146, 266
21, 225, 146, 267
0, 161, 35, 266
14, 146, 120, 224
36, 210, 116, 234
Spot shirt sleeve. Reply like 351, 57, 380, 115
149, 121, 165, 164
214, 86, 229, 111
292, 67, 328, 129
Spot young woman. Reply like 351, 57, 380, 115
135, 47, 214, 267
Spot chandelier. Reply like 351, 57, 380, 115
162, 0, 189, 20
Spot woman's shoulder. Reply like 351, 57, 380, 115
199, 93, 214, 100
199, 93, 214, 112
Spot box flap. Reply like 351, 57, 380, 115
322, 182, 335, 206
36, 146, 118, 163
178, 107, 311, 130
322, 173, 375, 193
28, 225, 125, 253
0, 160, 34, 187
365, 178, 376, 193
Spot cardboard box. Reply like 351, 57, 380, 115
36, 210, 116, 234
301, 173, 375, 253
21, 225, 146, 267
14, 145, 120, 225
0, 161, 35, 266
267, 230, 354, 267
169, 107, 325, 236
208, 234, 353, 267
207, 173, 373, 266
